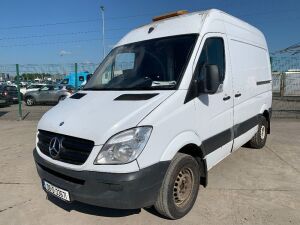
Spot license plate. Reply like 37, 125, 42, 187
0, 100, 5, 103
43, 180, 70, 201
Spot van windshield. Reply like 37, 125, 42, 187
84, 34, 198, 90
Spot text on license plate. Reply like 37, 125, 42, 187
43, 180, 70, 201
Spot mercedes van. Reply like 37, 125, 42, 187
33, 9, 272, 219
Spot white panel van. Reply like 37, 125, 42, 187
33, 9, 272, 219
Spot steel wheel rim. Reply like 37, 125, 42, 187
260, 125, 266, 140
173, 167, 194, 207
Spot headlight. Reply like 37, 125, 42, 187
94, 126, 152, 164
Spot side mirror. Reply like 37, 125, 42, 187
198, 64, 221, 94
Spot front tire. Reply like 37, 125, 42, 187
25, 96, 35, 106
248, 116, 268, 149
154, 153, 200, 219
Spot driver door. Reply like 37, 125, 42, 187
193, 33, 234, 170
38, 85, 52, 102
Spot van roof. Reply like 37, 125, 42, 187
116, 9, 266, 49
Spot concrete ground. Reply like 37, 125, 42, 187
0, 103, 52, 121
0, 119, 299, 225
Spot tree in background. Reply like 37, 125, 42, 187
15, 73, 52, 81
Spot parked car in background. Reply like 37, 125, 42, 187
20, 83, 47, 95
0, 94, 11, 107
24, 85, 72, 106
0, 84, 21, 103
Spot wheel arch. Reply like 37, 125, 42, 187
58, 95, 67, 100
259, 105, 271, 134
160, 131, 208, 187
25, 95, 35, 102
178, 144, 208, 187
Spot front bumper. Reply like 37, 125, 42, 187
33, 149, 170, 209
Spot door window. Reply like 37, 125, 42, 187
40, 86, 50, 91
195, 37, 225, 82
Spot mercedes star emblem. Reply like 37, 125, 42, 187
49, 137, 61, 159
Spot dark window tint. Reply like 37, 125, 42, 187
195, 37, 225, 82
79, 76, 84, 81
87, 74, 91, 81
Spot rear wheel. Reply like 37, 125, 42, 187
25, 96, 34, 106
154, 153, 200, 219
247, 116, 268, 149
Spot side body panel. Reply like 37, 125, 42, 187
224, 20, 272, 151
137, 91, 199, 169
37, 90, 51, 102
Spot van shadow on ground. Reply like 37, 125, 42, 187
47, 194, 142, 217
47, 194, 169, 219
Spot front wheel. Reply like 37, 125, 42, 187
25, 96, 35, 106
154, 153, 200, 219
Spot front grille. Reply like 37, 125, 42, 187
37, 130, 94, 165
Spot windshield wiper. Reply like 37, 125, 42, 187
151, 81, 176, 87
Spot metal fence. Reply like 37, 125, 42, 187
0, 63, 99, 79
1, 56, 300, 120
0, 58, 300, 97
272, 72, 300, 97
271, 56, 300, 73
271, 56, 300, 97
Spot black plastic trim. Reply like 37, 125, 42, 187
202, 115, 259, 156
233, 115, 258, 138
37, 130, 94, 165
256, 80, 272, 85
33, 149, 171, 209
114, 93, 158, 101
37, 163, 85, 185
202, 128, 233, 155
70, 93, 86, 99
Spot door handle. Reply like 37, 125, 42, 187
235, 93, 241, 98
223, 96, 231, 101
